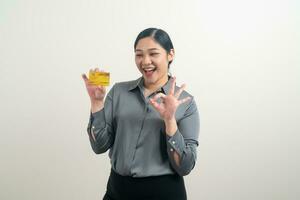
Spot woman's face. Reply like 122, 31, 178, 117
135, 37, 174, 87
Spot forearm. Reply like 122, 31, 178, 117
87, 110, 114, 154
166, 135, 197, 176
89, 101, 104, 142
164, 118, 198, 176
87, 92, 115, 154
164, 118, 180, 166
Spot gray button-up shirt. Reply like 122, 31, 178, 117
87, 77, 200, 177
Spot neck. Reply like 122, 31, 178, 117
144, 75, 168, 92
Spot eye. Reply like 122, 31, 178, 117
135, 54, 142, 57
150, 53, 159, 56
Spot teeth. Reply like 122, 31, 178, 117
143, 68, 155, 71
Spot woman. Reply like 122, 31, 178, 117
82, 28, 200, 200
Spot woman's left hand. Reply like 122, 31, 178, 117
149, 77, 191, 121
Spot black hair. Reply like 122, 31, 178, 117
134, 28, 174, 68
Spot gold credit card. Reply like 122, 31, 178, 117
88, 71, 110, 86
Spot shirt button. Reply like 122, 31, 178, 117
170, 148, 174, 152
172, 141, 176, 144
92, 126, 95, 129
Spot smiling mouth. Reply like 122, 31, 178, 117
142, 67, 157, 76
143, 67, 157, 73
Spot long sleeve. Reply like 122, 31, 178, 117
87, 85, 115, 154
166, 99, 200, 176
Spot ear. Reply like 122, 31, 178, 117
167, 49, 175, 62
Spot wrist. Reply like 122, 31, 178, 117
164, 116, 176, 124
91, 100, 104, 113
164, 117, 177, 136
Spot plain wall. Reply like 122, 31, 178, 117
0, 0, 299, 199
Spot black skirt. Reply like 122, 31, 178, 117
103, 168, 187, 200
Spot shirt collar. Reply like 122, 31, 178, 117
128, 77, 143, 91
128, 76, 172, 95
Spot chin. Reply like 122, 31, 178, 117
143, 76, 157, 85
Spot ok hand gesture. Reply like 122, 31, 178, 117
149, 77, 191, 121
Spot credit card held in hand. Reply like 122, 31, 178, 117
88, 71, 110, 86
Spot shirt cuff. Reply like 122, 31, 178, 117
166, 130, 185, 157
90, 109, 106, 129
87, 109, 106, 141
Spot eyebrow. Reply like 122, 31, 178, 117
135, 48, 160, 52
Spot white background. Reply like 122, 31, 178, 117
0, 0, 299, 199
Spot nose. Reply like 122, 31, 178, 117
142, 55, 151, 66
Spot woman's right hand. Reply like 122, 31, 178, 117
82, 68, 106, 103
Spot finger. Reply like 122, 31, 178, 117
178, 96, 192, 105
169, 76, 176, 95
82, 74, 91, 85
82, 74, 88, 82
175, 83, 186, 98
152, 93, 166, 102
149, 98, 163, 112
149, 98, 160, 109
